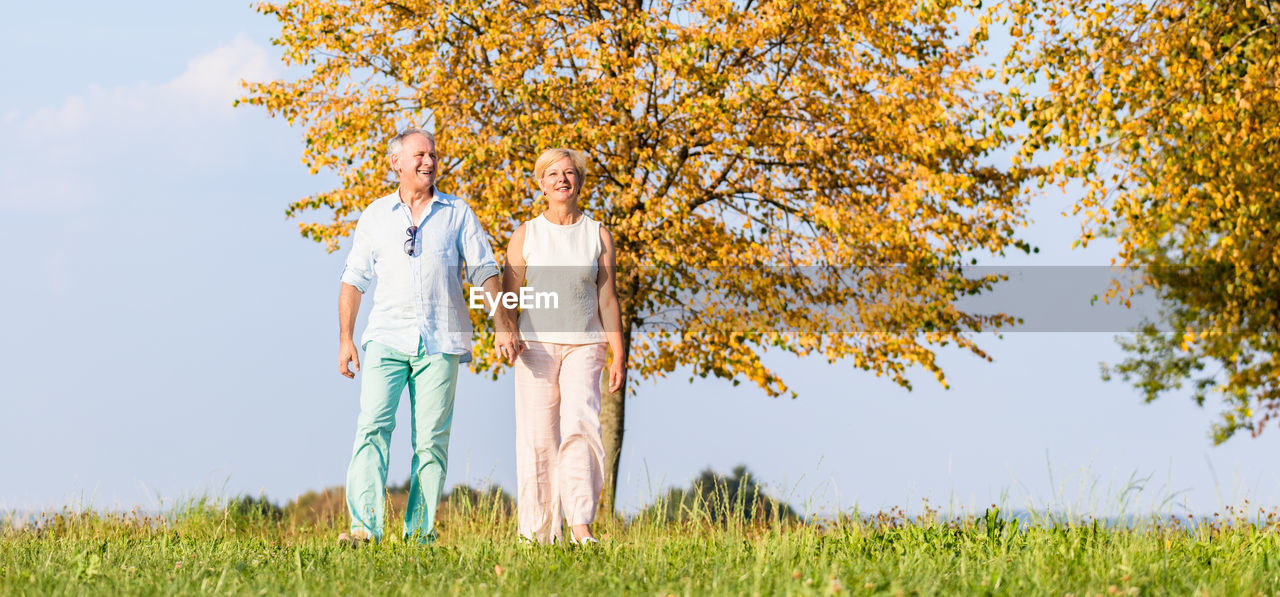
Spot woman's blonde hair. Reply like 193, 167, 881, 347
533, 148, 588, 182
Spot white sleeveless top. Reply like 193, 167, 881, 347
517, 213, 606, 345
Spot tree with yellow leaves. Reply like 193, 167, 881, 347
1004, 0, 1280, 442
242, 0, 1034, 510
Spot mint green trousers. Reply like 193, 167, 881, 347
346, 340, 459, 543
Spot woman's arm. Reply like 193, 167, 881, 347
504, 223, 527, 293
597, 225, 626, 392
502, 224, 528, 356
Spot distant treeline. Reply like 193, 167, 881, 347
225, 465, 796, 526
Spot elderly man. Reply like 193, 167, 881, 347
336, 128, 519, 545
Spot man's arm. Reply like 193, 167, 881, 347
480, 274, 521, 362
338, 212, 374, 379
339, 282, 363, 378
457, 203, 522, 361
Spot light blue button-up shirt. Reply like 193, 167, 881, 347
340, 189, 499, 363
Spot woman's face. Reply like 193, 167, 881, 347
539, 157, 580, 205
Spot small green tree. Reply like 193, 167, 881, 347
644, 465, 797, 523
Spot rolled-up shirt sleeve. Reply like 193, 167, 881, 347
457, 205, 499, 287
340, 215, 375, 293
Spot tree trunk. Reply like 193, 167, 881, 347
598, 326, 632, 516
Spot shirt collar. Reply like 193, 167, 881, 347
391, 187, 453, 213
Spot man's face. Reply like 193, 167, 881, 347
392, 133, 437, 190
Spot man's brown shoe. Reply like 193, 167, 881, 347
337, 531, 371, 548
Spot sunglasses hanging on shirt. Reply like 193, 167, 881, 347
404, 225, 418, 256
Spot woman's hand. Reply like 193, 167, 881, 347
607, 359, 625, 393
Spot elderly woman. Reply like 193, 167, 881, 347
502, 148, 625, 544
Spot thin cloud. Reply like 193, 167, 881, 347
167, 33, 276, 111
0, 34, 278, 212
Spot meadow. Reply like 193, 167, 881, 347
5, 481, 1280, 597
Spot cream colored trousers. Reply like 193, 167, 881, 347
514, 341, 607, 543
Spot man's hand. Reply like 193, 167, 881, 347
607, 359, 625, 393
339, 339, 361, 378
338, 283, 363, 379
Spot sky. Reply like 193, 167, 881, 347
3, 1, 1278, 520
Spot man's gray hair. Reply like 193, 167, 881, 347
388, 127, 436, 156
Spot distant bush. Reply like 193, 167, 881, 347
225, 494, 283, 522
641, 465, 798, 524
441, 484, 514, 517
282, 482, 514, 528
283, 487, 347, 527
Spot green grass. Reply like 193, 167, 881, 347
4, 496, 1280, 596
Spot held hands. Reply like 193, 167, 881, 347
484, 277, 523, 363
339, 339, 361, 378
495, 329, 524, 363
